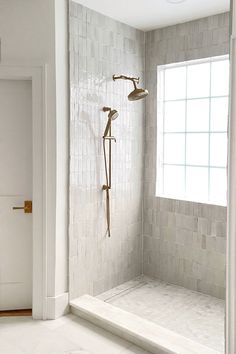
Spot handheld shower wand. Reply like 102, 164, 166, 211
102, 107, 118, 237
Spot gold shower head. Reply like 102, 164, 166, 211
113, 75, 149, 101
109, 109, 119, 120
128, 80, 149, 101
103, 107, 119, 137
103, 106, 119, 120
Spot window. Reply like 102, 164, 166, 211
156, 56, 229, 206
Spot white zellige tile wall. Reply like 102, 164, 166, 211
144, 13, 230, 299
69, 2, 229, 301
69, 1, 145, 299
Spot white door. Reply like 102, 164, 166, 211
0, 79, 32, 310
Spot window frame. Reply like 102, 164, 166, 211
156, 55, 229, 206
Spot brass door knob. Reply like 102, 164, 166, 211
13, 200, 32, 214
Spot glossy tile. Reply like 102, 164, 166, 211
69, 1, 145, 300
144, 13, 229, 299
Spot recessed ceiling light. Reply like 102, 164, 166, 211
167, 0, 187, 4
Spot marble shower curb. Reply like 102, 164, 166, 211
70, 295, 221, 354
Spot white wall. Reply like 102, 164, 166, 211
0, 0, 69, 318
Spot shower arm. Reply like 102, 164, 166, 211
113, 75, 140, 84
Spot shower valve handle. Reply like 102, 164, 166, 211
102, 185, 110, 190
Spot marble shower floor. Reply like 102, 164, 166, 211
97, 276, 225, 353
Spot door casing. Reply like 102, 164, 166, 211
0, 64, 46, 319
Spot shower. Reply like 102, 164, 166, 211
113, 75, 149, 101
102, 106, 118, 237
102, 76, 148, 237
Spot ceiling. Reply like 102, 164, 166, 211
74, 0, 230, 31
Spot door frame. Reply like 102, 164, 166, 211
0, 64, 47, 319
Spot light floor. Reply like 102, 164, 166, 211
98, 276, 225, 353
0, 314, 150, 354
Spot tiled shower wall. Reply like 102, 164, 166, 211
144, 13, 230, 299
69, 2, 145, 299
69, 4, 229, 300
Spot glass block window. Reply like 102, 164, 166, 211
156, 56, 229, 206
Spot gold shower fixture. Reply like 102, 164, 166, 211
113, 74, 149, 101
102, 106, 118, 237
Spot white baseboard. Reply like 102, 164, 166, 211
46, 292, 69, 319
